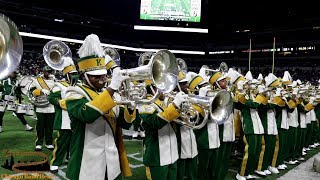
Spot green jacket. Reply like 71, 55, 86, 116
140, 99, 180, 166
65, 84, 135, 180
234, 94, 264, 135
1, 78, 22, 102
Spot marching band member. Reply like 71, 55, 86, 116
286, 82, 300, 165
314, 97, 320, 146
309, 97, 319, 148
31, 66, 56, 151
304, 94, 314, 151
297, 87, 308, 160
273, 86, 290, 170
185, 72, 220, 180
174, 71, 198, 180
139, 83, 188, 180
259, 73, 281, 174
208, 70, 235, 180
49, 57, 78, 173
0, 72, 33, 133
63, 34, 136, 180
230, 69, 265, 180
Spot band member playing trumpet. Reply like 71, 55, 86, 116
64, 34, 136, 180
0, 72, 33, 133
49, 57, 78, 173
258, 74, 281, 175
138, 71, 188, 180
30, 66, 55, 151
230, 69, 264, 180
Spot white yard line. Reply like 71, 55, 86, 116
127, 153, 143, 162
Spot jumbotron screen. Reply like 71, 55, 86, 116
140, 0, 201, 22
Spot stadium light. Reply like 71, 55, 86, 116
134, 25, 208, 33
19, 32, 205, 55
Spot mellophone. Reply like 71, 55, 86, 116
0, 95, 35, 116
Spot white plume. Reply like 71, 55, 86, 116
77, 34, 105, 58
62, 57, 75, 69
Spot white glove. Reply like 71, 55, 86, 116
172, 92, 188, 109
281, 90, 287, 96
237, 80, 245, 90
108, 68, 129, 90
275, 88, 281, 96
199, 86, 211, 97
41, 89, 51, 96
258, 85, 265, 94
292, 88, 299, 95
309, 96, 316, 103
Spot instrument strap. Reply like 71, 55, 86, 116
76, 85, 117, 132
37, 77, 50, 90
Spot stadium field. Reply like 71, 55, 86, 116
0, 111, 319, 180
140, 0, 200, 22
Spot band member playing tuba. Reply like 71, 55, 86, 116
30, 66, 56, 151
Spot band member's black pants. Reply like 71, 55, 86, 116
35, 112, 55, 146
0, 111, 28, 126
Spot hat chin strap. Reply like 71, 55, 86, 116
215, 81, 221, 89
84, 73, 97, 90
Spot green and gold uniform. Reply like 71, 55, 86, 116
234, 93, 265, 176
139, 99, 181, 180
49, 81, 72, 168
65, 84, 136, 180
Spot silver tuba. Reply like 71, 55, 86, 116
173, 90, 233, 129
176, 58, 188, 73
104, 47, 120, 66
0, 14, 23, 80
117, 50, 179, 106
25, 77, 51, 107
43, 40, 72, 71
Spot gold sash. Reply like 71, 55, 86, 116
37, 77, 50, 90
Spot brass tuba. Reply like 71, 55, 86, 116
43, 40, 72, 71
173, 90, 233, 129
0, 14, 23, 80
118, 50, 179, 106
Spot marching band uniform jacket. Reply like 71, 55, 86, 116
64, 84, 136, 180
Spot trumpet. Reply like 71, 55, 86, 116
200, 62, 229, 77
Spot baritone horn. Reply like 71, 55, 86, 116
118, 49, 179, 106
43, 40, 72, 70
173, 90, 233, 129
0, 14, 23, 80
